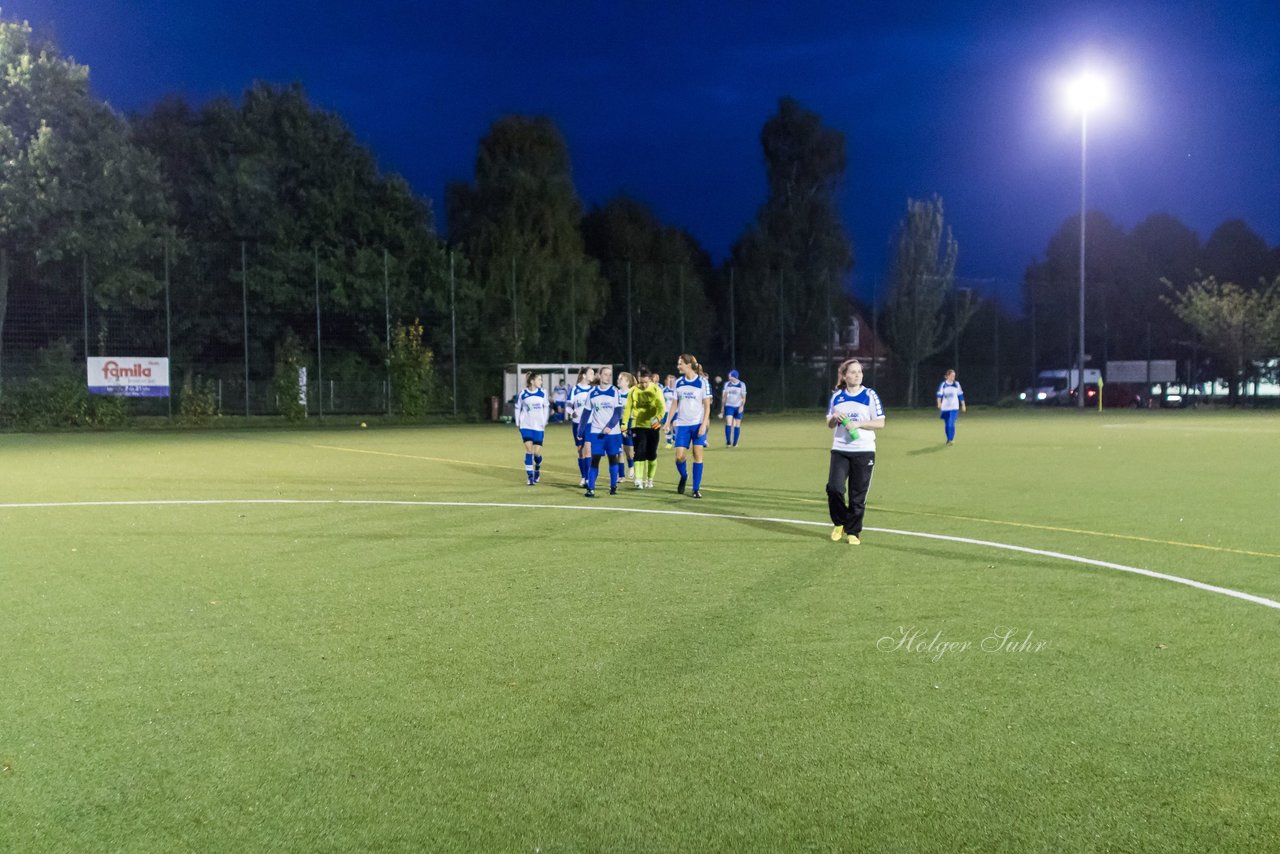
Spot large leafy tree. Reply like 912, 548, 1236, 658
883, 195, 972, 406
0, 15, 169, 382
1200, 219, 1275, 292
1121, 213, 1200, 357
1164, 275, 1280, 405
446, 115, 605, 363
1021, 210, 1130, 367
582, 196, 713, 368
132, 83, 453, 381
727, 97, 854, 364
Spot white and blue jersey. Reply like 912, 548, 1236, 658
580, 384, 623, 455
827, 387, 884, 453
618, 388, 634, 446
662, 385, 677, 426
936, 381, 964, 412
722, 380, 746, 417
569, 383, 593, 440
552, 384, 569, 406
516, 388, 550, 442
671, 376, 711, 427
672, 375, 711, 448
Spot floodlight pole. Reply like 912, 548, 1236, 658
1077, 112, 1087, 409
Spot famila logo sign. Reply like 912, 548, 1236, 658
87, 357, 170, 398
101, 360, 153, 380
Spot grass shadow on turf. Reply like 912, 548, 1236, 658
905, 445, 948, 457
722, 515, 821, 540
866, 540, 1089, 579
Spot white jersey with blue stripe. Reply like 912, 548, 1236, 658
552, 384, 568, 404
618, 389, 631, 425
515, 388, 550, 431
662, 385, 677, 414
581, 385, 623, 434
936, 381, 964, 411
827, 387, 884, 452
672, 375, 711, 427
569, 383, 593, 421
722, 380, 746, 408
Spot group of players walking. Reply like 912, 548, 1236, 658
513, 352, 962, 545
513, 355, 747, 500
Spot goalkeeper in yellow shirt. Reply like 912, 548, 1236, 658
622, 367, 667, 489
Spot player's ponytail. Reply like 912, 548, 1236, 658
524, 370, 539, 388
679, 353, 704, 377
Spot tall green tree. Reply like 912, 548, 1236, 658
1121, 213, 1200, 358
1021, 210, 1130, 368
0, 15, 169, 382
1200, 219, 1276, 293
132, 84, 452, 383
582, 196, 713, 368
446, 115, 605, 363
883, 195, 971, 406
727, 97, 854, 364
1164, 275, 1280, 406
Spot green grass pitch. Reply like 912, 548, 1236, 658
3, 409, 1279, 851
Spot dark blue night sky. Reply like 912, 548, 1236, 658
12, 0, 1280, 305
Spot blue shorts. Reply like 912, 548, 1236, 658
573, 425, 587, 448
622, 431, 635, 447
723, 406, 743, 420
520, 429, 545, 445
588, 432, 623, 457
674, 424, 708, 448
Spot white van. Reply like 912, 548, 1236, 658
1019, 368, 1102, 405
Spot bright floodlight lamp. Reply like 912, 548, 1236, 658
1065, 71, 1108, 114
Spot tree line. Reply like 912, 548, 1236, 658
2, 14, 1278, 418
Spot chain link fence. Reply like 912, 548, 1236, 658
0, 242, 1050, 427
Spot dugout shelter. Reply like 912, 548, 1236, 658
501, 363, 615, 419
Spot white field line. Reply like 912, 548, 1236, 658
3, 498, 1278, 612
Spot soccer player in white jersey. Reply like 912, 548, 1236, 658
551, 378, 569, 422
569, 367, 596, 486
936, 369, 966, 445
661, 374, 678, 448
617, 371, 636, 481
514, 371, 550, 485
825, 358, 886, 545
719, 369, 747, 447
663, 353, 711, 498
577, 365, 624, 497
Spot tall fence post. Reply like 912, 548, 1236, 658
314, 246, 323, 418
81, 255, 90, 359
384, 247, 391, 417
450, 250, 458, 417
626, 260, 633, 371
871, 279, 878, 389
679, 265, 685, 353
164, 237, 172, 419
729, 267, 736, 370
778, 270, 786, 409
241, 241, 249, 417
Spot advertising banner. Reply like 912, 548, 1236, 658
87, 357, 171, 397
